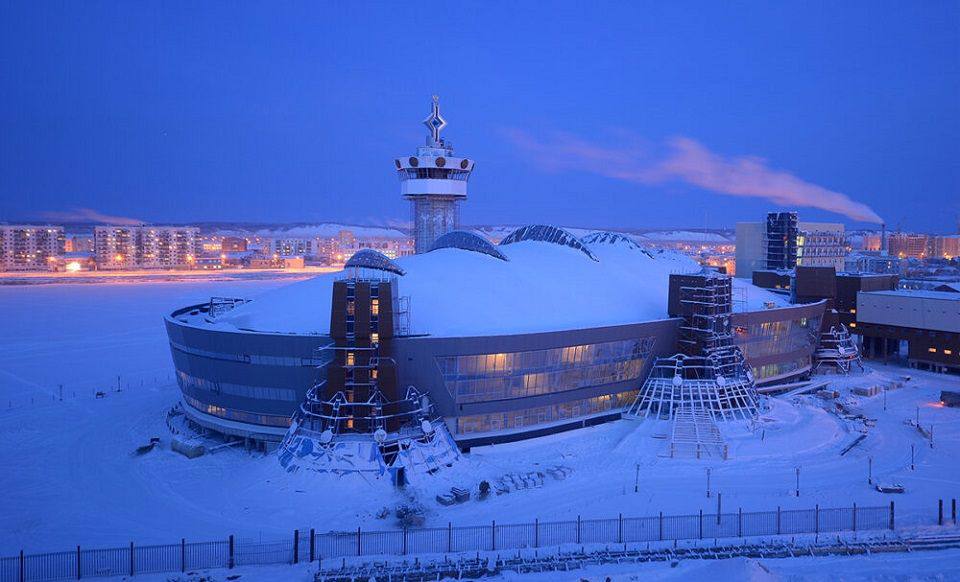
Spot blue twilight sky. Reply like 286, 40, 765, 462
1, 2, 958, 232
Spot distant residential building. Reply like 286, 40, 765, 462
221, 236, 247, 252
797, 222, 845, 271
734, 222, 765, 279
274, 238, 312, 257
94, 226, 201, 270
0, 225, 66, 271
887, 233, 929, 259
844, 252, 902, 275
862, 233, 882, 252
929, 235, 960, 259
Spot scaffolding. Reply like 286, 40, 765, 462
814, 324, 864, 374
626, 272, 760, 423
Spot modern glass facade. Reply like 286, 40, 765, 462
456, 389, 637, 434
436, 338, 654, 404
183, 395, 292, 428
733, 316, 821, 360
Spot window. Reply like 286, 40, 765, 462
371, 298, 379, 315
928, 347, 937, 353
370, 332, 379, 345
346, 352, 355, 366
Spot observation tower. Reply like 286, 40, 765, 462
395, 96, 475, 254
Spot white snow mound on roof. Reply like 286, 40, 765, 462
217, 239, 786, 337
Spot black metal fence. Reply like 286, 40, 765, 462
0, 503, 894, 582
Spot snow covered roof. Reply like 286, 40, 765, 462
212, 234, 789, 338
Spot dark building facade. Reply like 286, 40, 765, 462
765, 212, 798, 270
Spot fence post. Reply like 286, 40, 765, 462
447, 522, 452, 553
229, 535, 234, 569
129, 542, 134, 577
535, 518, 539, 548
939, 499, 944, 526
776, 506, 781, 535
77, 545, 82, 580
19, 549, 24, 582
618, 514, 623, 544
890, 501, 895, 530
403, 528, 408, 555
577, 515, 581, 544
491, 521, 496, 551
658, 512, 663, 541
717, 493, 722, 525
699, 509, 703, 539
356, 527, 361, 556
180, 539, 185, 573
293, 529, 299, 564
815, 505, 819, 535
853, 503, 857, 532
737, 508, 742, 538
309, 529, 315, 562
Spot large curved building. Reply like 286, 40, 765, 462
163, 99, 826, 450
165, 227, 824, 449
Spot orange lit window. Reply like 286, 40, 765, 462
849, 323, 857, 328
371, 299, 379, 316
945, 349, 954, 356
928, 347, 937, 353
346, 352, 355, 366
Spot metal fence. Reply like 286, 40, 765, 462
0, 503, 894, 582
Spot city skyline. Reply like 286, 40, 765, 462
1, 2, 958, 232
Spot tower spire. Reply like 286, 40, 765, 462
422, 94, 447, 146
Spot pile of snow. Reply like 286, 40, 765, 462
216, 237, 708, 337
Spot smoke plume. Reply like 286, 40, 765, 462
504, 129, 883, 224
40, 207, 144, 226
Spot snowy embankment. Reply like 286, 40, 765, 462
1, 279, 959, 569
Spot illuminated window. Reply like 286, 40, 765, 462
370, 332, 379, 344
346, 352, 355, 366
849, 323, 856, 328
928, 347, 937, 353
371, 298, 379, 316
945, 349, 954, 355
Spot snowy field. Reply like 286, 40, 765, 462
1, 277, 959, 576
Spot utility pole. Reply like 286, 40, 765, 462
117, 375, 122, 393
916, 406, 919, 426
868, 457, 873, 484
634, 463, 640, 493
883, 387, 887, 411
795, 467, 801, 497
706, 467, 712, 498
911, 444, 915, 470
59, 384, 63, 402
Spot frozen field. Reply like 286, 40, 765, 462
1, 278, 959, 569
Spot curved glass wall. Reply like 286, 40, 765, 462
732, 316, 821, 360
457, 389, 637, 435
436, 337, 654, 404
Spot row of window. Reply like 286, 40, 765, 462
447, 359, 646, 403
437, 338, 654, 378
436, 338, 654, 404
456, 389, 637, 435
733, 317, 821, 359
183, 395, 292, 428
177, 370, 299, 402
750, 355, 811, 382
170, 341, 329, 367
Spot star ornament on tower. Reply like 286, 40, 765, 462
423, 95, 447, 146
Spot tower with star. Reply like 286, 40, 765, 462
395, 96, 475, 254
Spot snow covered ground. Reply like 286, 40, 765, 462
1, 277, 959, 581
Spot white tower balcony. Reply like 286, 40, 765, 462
397, 96, 475, 253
